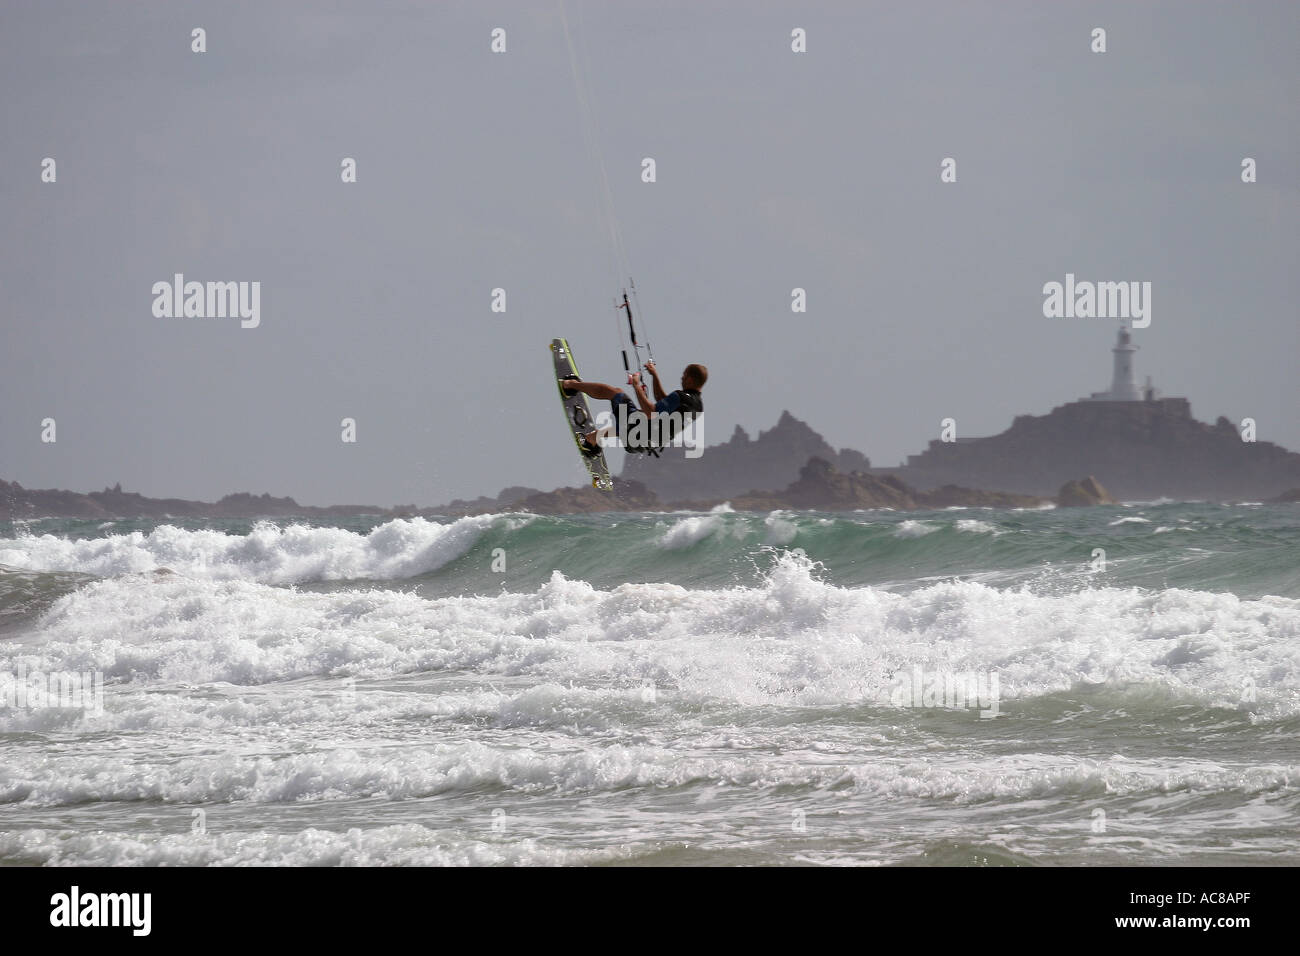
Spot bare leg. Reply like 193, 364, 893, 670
561, 378, 621, 449
566, 380, 621, 401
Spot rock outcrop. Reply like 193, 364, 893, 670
506, 479, 660, 515
883, 399, 1300, 501
2, 464, 1068, 520
720, 458, 1048, 511
621, 410, 870, 503
624, 400, 1300, 505
424, 485, 542, 515
1055, 476, 1117, 507
0, 480, 385, 520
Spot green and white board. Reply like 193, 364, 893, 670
550, 338, 613, 491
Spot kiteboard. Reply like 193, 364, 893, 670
550, 338, 614, 491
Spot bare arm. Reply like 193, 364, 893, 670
628, 373, 657, 416
645, 361, 667, 402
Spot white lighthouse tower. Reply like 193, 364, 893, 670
1087, 324, 1144, 401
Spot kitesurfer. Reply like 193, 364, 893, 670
561, 361, 705, 456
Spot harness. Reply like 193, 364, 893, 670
622, 390, 703, 456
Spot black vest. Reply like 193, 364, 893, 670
675, 389, 703, 416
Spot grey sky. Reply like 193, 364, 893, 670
2, 0, 1296, 507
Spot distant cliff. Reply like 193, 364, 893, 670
498, 459, 1118, 513
717, 458, 1048, 511
505, 479, 660, 515
621, 401, 1300, 504
0, 481, 385, 520
621, 410, 870, 502
0, 466, 1123, 520
880, 398, 1300, 500
421, 485, 542, 515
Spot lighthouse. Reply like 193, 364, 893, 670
1087, 324, 1145, 402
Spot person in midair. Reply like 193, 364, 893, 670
561, 361, 706, 455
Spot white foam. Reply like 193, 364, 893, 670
0, 824, 627, 866
0, 515, 512, 584
5, 552, 1296, 719
894, 520, 936, 538
1, 737, 1292, 808
657, 514, 724, 549
764, 511, 798, 545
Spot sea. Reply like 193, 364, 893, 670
1, 502, 1297, 866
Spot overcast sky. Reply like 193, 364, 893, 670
2, 0, 1296, 506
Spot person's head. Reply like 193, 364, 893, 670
682, 363, 708, 391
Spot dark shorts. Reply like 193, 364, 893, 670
609, 391, 632, 435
